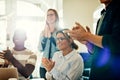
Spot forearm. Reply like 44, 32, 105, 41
85, 33, 103, 48
9, 57, 34, 78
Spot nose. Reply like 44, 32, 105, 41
56, 39, 60, 43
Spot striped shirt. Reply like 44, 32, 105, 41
8, 48, 37, 80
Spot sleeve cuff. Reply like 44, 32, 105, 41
46, 72, 53, 79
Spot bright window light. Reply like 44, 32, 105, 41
17, 1, 44, 16
16, 19, 44, 51
16, 1, 45, 51
0, 20, 7, 49
0, 0, 5, 15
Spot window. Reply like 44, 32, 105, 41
0, 0, 63, 78
0, 0, 6, 50
16, 1, 45, 51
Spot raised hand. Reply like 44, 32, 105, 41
42, 57, 55, 72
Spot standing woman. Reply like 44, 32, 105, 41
38, 9, 60, 79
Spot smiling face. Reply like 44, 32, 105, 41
56, 33, 71, 51
47, 10, 57, 24
13, 30, 26, 46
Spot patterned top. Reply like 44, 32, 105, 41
8, 48, 37, 80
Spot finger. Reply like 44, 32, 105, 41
75, 22, 81, 26
0, 52, 3, 54
75, 22, 86, 31
49, 59, 54, 65
0, 51, 5, 54
75, 22, 84, 28
42, 58, 47, 64
72, 26, 78, 30
68, 31, 78, 39
86, 26, 91, 33
42, 59, 48, 67
46, 59, 51, 64
42, 58, 50, 65
0, 55, 5, 59
52, 61, 55, 67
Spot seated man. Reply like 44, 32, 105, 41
0, 29, 37, 80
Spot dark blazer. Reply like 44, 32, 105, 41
90, 1, 120, 80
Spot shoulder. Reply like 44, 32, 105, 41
22, 49, 37, 59
53, 51, 62, 56
73, 50, 84, 62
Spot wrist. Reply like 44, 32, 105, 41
84, 32, 91, 41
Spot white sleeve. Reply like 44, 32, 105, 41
50, 67, 70, 80
45, 52, 69, 80
51, 55, 83, 80
46, 52, 83, 80
46, 72, 54, 80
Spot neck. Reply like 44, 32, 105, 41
49, 23, 56, 33
62, 47, 73, 56
104, 0, 112, 7
14, 45, 26, 51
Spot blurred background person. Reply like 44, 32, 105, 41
38, 8, 61, 79
0, 29, 37, 80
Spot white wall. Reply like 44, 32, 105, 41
63, 0, 100, 52
63, 0, 100, 30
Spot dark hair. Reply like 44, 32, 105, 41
56, 29, 78, 50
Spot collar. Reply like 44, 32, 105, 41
59, 50, 76, 60
101, 9, 106, 15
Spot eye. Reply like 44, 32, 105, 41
61, 38, 66, 40
47, 14, 55, 16
56, 37, 66, 41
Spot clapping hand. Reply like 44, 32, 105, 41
3, 47, 13, 61
42, 58, 55, 72
68, 22, 91, 44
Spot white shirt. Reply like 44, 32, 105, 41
46, 50, 84, 80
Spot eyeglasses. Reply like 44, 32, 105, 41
47, 14, 55, 16
56, 37, 66, 42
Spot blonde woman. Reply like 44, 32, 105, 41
38, 9, 60, 79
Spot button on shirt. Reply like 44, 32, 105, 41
46, 50, 84, 80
